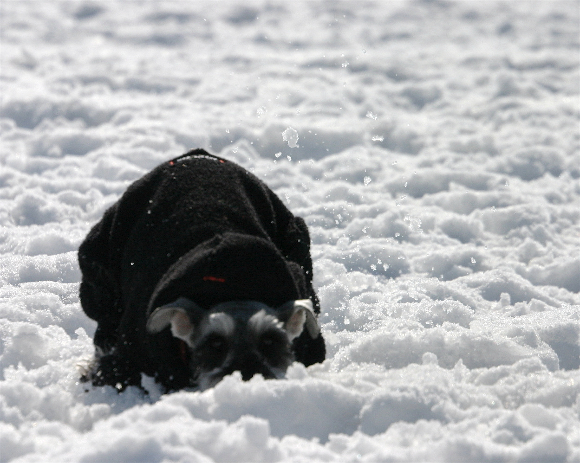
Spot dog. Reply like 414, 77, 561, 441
78, 149, 325, 391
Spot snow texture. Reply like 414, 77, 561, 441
1, 1, 579, 462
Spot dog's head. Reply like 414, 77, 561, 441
146, 298, 320, 390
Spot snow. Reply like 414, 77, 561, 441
1, 0, 579, 462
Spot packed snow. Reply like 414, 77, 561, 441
1, 1, 579, 462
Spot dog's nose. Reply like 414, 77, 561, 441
231, 353, 269, 381
240, 356, 264, 381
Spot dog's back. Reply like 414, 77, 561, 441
79, 149, 325, 390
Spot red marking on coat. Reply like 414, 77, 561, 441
203, 276, 226, 283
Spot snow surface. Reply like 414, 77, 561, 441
1, 1, 579, 462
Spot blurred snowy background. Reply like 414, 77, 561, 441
1, 1, 579, 461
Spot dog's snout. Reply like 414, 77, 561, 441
230, 352, 272, 381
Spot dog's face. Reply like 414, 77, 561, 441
147, 298, 320, 390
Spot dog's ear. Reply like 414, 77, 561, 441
146, 297, 204, 344
277, 299, 320, 340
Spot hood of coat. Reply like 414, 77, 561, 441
147, 232, 308, 317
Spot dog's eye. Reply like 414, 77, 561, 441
205, 334, 227, 351
259, 330, 285, 350
257, 330, 291, 368
196, 333, 228, 355
194, 334, 229, 370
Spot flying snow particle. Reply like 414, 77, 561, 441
364, 176, 372, 186
282, 127, 299, 148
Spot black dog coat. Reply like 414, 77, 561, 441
79, 149, 325, 390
